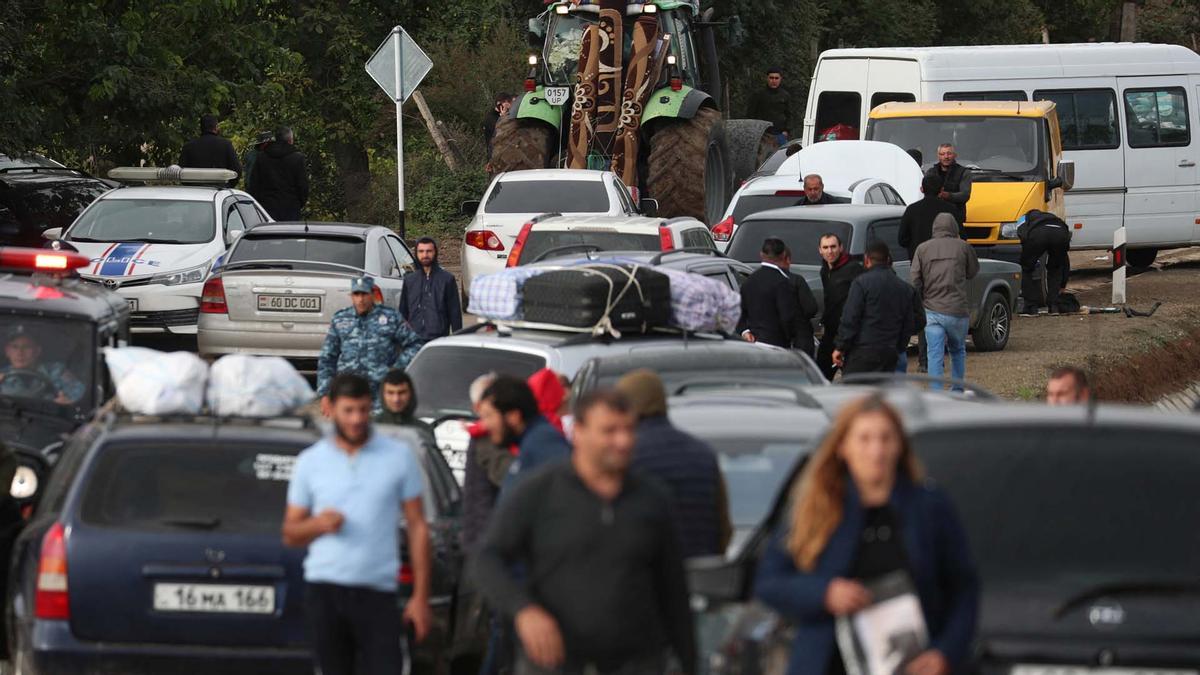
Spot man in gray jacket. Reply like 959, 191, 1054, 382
911, 213, 979, 391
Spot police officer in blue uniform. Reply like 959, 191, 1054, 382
317, 276, 423, 404
0, 326, 85, 404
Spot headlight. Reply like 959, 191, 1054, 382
150, 262, 210, 286
11, 465, 37, 500
999, 221, 1019, 239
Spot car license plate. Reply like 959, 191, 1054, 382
125, 298, 138, 312
153, 583, 275, 614
1013, 667, 1197, 675
544, 86, 570, 106
257, 294, 321, 312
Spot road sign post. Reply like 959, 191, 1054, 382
1112, 226, 1127, 305
366, 26, 432, 239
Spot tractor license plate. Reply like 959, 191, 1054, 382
544, 87, 570, 106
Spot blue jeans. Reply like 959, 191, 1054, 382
925, 311, 969, 391
896, 349, 909, 373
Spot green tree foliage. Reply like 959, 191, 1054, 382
1140, 0, 1200, 49
934, 0, 1044, 45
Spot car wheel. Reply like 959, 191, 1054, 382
972, 291, 1010, 352
1126, 247, 1157, 269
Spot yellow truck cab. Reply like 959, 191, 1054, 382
866, 101, 1075, 256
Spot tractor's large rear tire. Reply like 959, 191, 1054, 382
646, 107, 730, 225
490, 118, 556, 173
725, 119, 778, 186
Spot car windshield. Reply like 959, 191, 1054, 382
915, 425, 1200, 583
731, 194, 848, 223
68, 198, 215, 244
869, 116, 1045, 180
520, 230, 659, 264
229, 235, 365, 269
408, 346, 547, 419
709, 439, 809, 528
727, 219, 854, 266
4, 182, 108, 232
485, 180, 611, 214
0, 317, 95, 410
80, 442, 305, 534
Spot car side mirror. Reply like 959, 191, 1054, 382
686, 555, 747, 604
225, 229, 243, 246
461, 200, 481, 217
639, 198, 659, 217
42, 227, 63, 241
1057, 160, 1075, 192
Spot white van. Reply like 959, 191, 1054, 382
802, 43, 1200, 266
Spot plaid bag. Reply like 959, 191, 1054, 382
468, 267, 549, 320
656, 267, 742, 333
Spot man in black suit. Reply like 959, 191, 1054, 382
179, 114, 241, 187
738, 238, 818, 355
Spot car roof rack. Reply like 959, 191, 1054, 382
95, 398, 321, 431
456, 318, 737, 345
649, 247, 726, 264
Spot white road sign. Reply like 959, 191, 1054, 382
366, 26, 431, 104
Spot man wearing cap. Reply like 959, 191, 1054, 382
317, 276, 423, 406
242, 130, 274, 191
0, 326, 84, 404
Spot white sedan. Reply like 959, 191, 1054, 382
460, 169, 651, 303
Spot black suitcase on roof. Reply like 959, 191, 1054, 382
522, 263, 671, 332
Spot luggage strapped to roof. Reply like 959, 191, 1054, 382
517, 262, 659, 338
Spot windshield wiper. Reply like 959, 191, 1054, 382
224, 261, 294, 270
120, 237, 189, 244
1054, 579, 1200, 618
160, 516, 222, 530
970, 167, 1029, 179
66, 236, 104, 243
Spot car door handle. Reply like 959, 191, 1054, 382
1179, 160, 1196, 167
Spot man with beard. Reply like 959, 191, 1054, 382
476, 375, 570, 492
397, 237, 462, 342
472, 389, 696, 675
283, 373, 433, 675
816, 233, 865, 380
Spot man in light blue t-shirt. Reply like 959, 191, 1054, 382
283, 372, 432, 675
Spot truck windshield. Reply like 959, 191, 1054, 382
542, 9, 691, 85
869, 116, 1045, 181
1, 317, 94, 410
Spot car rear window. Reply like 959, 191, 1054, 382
485, 180, 610, 214
709, 439, 809, 528
597, 365, 823, 389
914, 426, 1200, 581
732, 195, 808, 223
520, 230, 659, 264
408, 346, 547, 419
230, 235, 365, 268
3, 182, 108, 232
79, 442, 303, 535
727, 219, 854, 266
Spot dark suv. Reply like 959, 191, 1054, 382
6, 415, 470, 675
0, 168, 112, 248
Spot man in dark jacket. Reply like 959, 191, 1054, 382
1017, 209, 1072, 315
746, 67, 792, 142
483, 92, 513, 170
816, 233, 864, 380
795, 174, 840, 206
375, 369, 434, 436
242, 130, 273, 191
925, 143, 973, 224
738, 238, 817, 352
248, 126, 309, 221
398, 237, 462, 342
180, 114, 241, 186
899, 174, 961, 260
476, 375, 570, 493
833, 241, 918, 375
615, 369, 731, 559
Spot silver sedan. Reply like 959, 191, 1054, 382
197, 222, 415, 368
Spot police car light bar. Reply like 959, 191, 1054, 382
0, 247, 90, 274
108, 166, 236, 184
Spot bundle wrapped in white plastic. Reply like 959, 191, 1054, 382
103, 347, 208, 415
655, 267, 743, 333
207, 355, 314, 417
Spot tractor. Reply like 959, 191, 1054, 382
489, 0, 775, 225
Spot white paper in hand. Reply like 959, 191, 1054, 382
836, 571, 929, 675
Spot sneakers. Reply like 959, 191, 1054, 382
1018, 304, 1042, 317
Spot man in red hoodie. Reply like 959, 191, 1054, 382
816, 232, 865, 381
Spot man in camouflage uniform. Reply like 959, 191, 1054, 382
317, 276, 423, 404
0, 326, 85, 404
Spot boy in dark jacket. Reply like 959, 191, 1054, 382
374, 369, 434, 436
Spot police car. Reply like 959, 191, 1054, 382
43, 167, 272, 334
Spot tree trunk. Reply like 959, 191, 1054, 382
334, 141, 371, 222
1120, 1, 1137, 41
411, 90, 460, 171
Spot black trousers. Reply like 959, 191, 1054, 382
305, 582, 404, 675
1020, 226, 1072, 309
817, 334, 838, 381
843, 345, 900, 375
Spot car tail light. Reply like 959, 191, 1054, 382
35, 523, 69, 620
713, 216, 734, 242
466, 230, 506, 251
0, 247, 90, 274
659, 227, 675, 251
774, 190, 806, 197
506, 221, 535, 267
372, 285, 385, 303
200, 277, 227, 314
